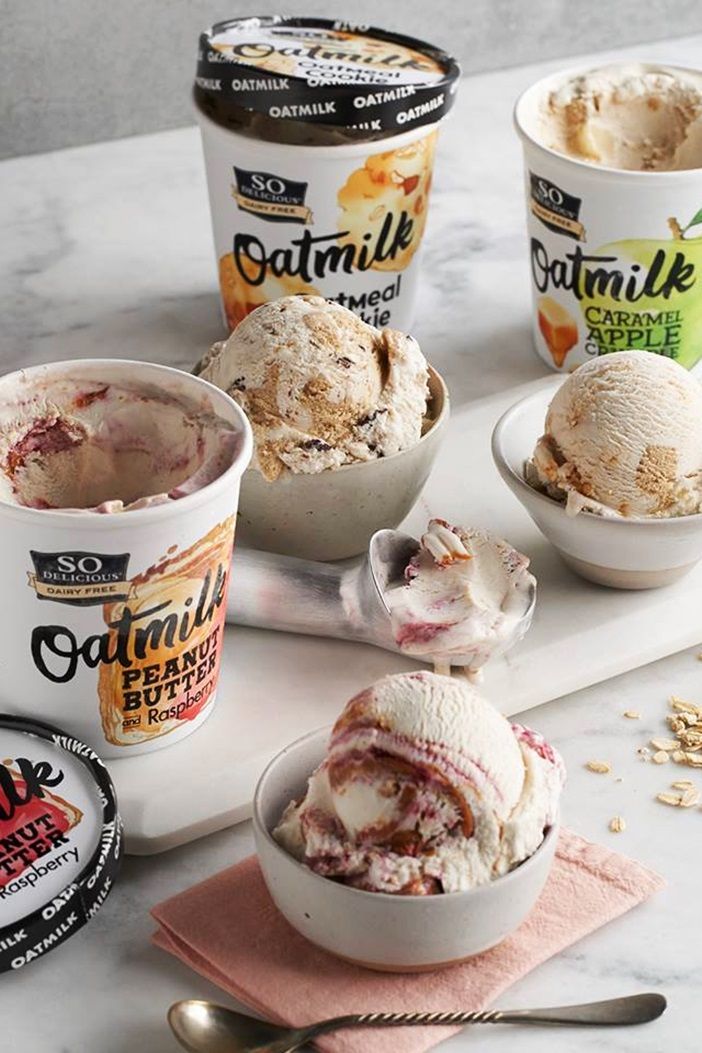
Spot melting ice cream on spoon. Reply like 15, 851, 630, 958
382, 519, 536, 678
229, 517, 536, 675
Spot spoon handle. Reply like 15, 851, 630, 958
227, 547, 352, 638
306, 993, 666, 1039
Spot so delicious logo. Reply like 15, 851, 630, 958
232, 167, 313, 225
28, 551, 132, 606
529, 172, 586, 242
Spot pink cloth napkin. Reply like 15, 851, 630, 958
152, 829, 663, 1053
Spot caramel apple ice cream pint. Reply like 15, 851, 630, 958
0, 360, 252, 758
515, 63, 702, 372
194, 17, 460, 331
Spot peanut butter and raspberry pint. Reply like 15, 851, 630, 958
98, 516, 235, 747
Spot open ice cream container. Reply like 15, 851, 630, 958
0, 714, 122, 972
194, 16, 460, 331
0, 360, 252, 758
515, 62, 702, 372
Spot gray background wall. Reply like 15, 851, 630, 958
3, 0, 702, 159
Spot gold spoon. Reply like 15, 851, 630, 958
169, 993, 666, 1053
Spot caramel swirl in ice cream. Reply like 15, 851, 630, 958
196, 295, 429, 480
274, 671, 565, 895
527, 351, 702, 517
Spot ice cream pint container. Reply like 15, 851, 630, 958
0, 360, 252, 759
515, 63, 702, 372
0, 714, 122, 972
194, 16, 460, 332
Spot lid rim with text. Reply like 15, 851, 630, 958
0, 714, 122, 973
195, 16, 460, 135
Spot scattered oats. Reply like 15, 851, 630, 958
670, 697, 702, 715
657, 792, 682, 806
623, 710, 641, 720
696, 653, 702, 661
650, 738, 678, 752
648, 697, 702, 789
609, 816, 626, 833
586, 760, 611, 774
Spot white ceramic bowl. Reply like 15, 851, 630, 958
236, 367, 449, 561
492, 382, 702, 589
253, 727, 558, 973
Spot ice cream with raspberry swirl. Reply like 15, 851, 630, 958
384, 519, 535, 677
273, 671, 564, 895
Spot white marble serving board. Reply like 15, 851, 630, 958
109, 375, 702, 853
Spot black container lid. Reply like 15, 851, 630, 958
195, 16, 460, 135
0, 714, 122, 973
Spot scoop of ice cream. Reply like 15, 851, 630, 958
0, 374, 240, 513
527, 351, 702, 518
533, 64, 702, 171
274, 671, 564, 894
384, 519, 535, 676
196, 295, 429, 481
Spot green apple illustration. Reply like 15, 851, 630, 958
579, 207, 702, 369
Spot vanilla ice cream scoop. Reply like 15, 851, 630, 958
195, 295, 429, 480
274, 671, 564, 894
535, 64, 702, 171
384, 519, 536, 676
528, 351, 702, 518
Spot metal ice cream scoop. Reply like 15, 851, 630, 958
227, 529, 536, 671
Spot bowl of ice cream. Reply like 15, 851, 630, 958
196, 295, 449, 560
253, 671, 564, 971
492, 350, 702, 588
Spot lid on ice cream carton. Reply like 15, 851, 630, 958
0, 714, 122, 973
195, 16, 460, 135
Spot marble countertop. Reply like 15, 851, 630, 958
3, 31, 702, 1053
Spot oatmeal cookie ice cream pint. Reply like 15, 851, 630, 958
0, 360, 252, 758
515, 63, 702, 372
194, 17, 460, 331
